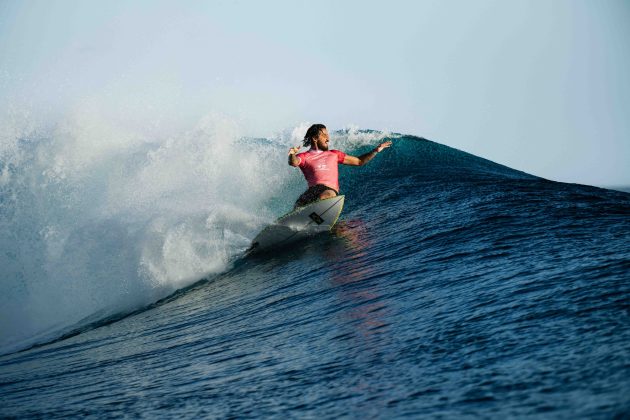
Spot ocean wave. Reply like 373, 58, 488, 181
0, 112, 625, 355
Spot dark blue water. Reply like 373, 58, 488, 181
1, 135, 629, 417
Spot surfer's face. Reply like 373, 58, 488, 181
315, 129, 330, 151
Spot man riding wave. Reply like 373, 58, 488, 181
288, 124, 392, 208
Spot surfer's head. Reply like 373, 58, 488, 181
303, 124, 329, 150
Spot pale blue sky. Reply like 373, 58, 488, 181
1, 0, 629, 185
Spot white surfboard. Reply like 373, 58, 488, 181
249, 195, 345, 252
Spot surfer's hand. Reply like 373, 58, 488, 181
376, 141, 393, 153
288, 146, 301, 155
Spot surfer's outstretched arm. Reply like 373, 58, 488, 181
342, 141, 392, 166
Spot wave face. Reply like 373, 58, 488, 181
1, 122, 629, 417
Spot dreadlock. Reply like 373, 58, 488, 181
303, 124, 327, 147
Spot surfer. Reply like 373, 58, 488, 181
288, 124, 392, 208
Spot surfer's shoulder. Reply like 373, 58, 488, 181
330, 149, 347, 162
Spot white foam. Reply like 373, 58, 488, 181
334, 124, 400, 148
0, 107, 300, 355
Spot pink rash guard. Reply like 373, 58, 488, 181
296, 149, 346, 192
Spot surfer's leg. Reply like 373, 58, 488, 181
295, 186, 319, 208
318, 189, 337, 200
294, 185, 338, 208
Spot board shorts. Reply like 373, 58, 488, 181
294, 184, 338, 208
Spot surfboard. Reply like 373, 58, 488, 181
249, 195, 345, 252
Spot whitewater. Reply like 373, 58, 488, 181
0, 112, 329, 353
1, 113, 629, 417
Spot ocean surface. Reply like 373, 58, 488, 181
1, 127, 629, 417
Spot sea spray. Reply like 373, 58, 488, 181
0, 109, 300, 354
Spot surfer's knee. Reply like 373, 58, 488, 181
319, 189, 337, 200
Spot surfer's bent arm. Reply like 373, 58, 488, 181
288, 146, 301, 167
342, 141, 393, 166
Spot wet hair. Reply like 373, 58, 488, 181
303, 124, 326, 147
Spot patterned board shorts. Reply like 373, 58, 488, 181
294, 184, 339, 208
